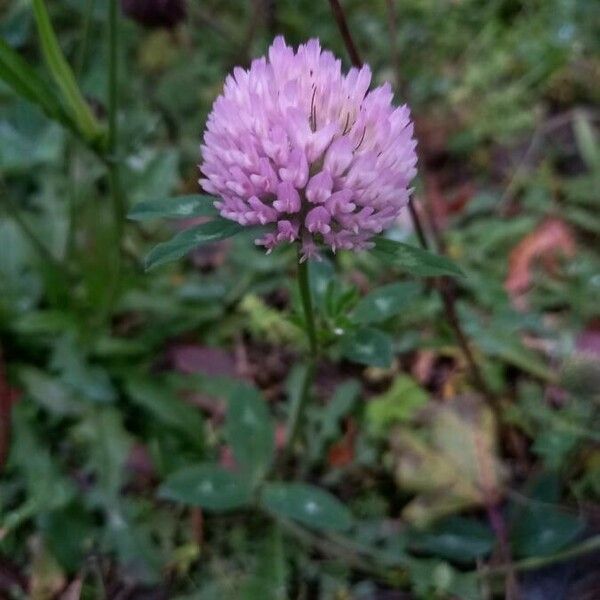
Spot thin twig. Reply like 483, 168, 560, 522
480, 534, 600, 578
327, 0, 362, 68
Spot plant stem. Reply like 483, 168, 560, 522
327, 0, 494, 405
285, 252, 319, 455
76, 0, 96, 77
101, 0, 125, 321
278, 508, 600, 585
297, 255, 318, 355
327, 0, 362, 68
481, 534, 600, 578
285, 361, 316, 458
108, 0, 124, 231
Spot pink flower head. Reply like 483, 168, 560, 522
199, 37, 417, 260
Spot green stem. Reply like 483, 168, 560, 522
284, 252, 319, 454
100, 0, 125, 321
285, 361, 316, 456
480, 534, 600, 578
76, 0, 96, 77
297, 254, 318, 354
277, 514, 600, 584
108, 0, 124, 231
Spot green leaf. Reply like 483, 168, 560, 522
510, 504, 584, 558
0, 37, 71, 128
226, 385, 275, 485
19, 367, 82, 417
31, 0, 103, 145
241, 525, 288, 600
340, 327, 393, 368
159, 465, 252, 511
408, 517, 494, 563
75, 408, 132, 503
366, 375, 428, 435
261, 483, 353, 532
352, 282, 422, 324
574, 110, 599, 171
144, 218, 243, 271
125, 377, 204, 450
510, 473, 585, 558
373, 237, 464, 278
128, 194, 219, 221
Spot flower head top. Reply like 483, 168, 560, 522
200, 37, 417, 260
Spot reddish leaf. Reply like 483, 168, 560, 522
505, 218, 576, 306
327, 419, 357, 468
275, 422, 287, 451
424, 173, 475, 228
168, 344, 237, 377
576, 321, 600, 360
0, 350, 19, 472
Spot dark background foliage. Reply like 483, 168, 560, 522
0, 0, 599, 598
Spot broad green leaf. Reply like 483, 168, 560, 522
340, 327, 393, 368
510, 504, 584, 558
144, 218, 243, 270
0, 37, 71, 127
31, 0, 103, 145
19, 367, 82, 417
125, 377, 204, 450
40, 503, 95, 572
366, 375, 428, 435
226, 385, 275, 485
159, 465, 252, 511
373, 237, 464, 278
352, 282, 422, 324
261, 483, 353, 532
128, 194, 218, 221
408, 517, 494, 563
510, 472, 585, 558
104, 501, 164, 584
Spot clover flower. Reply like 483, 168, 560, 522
199, 37, 417, 260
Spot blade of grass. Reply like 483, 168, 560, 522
31, 0, 104, 147
0, 37, 71, 127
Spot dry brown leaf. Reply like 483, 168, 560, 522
505, 218, 576, 307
